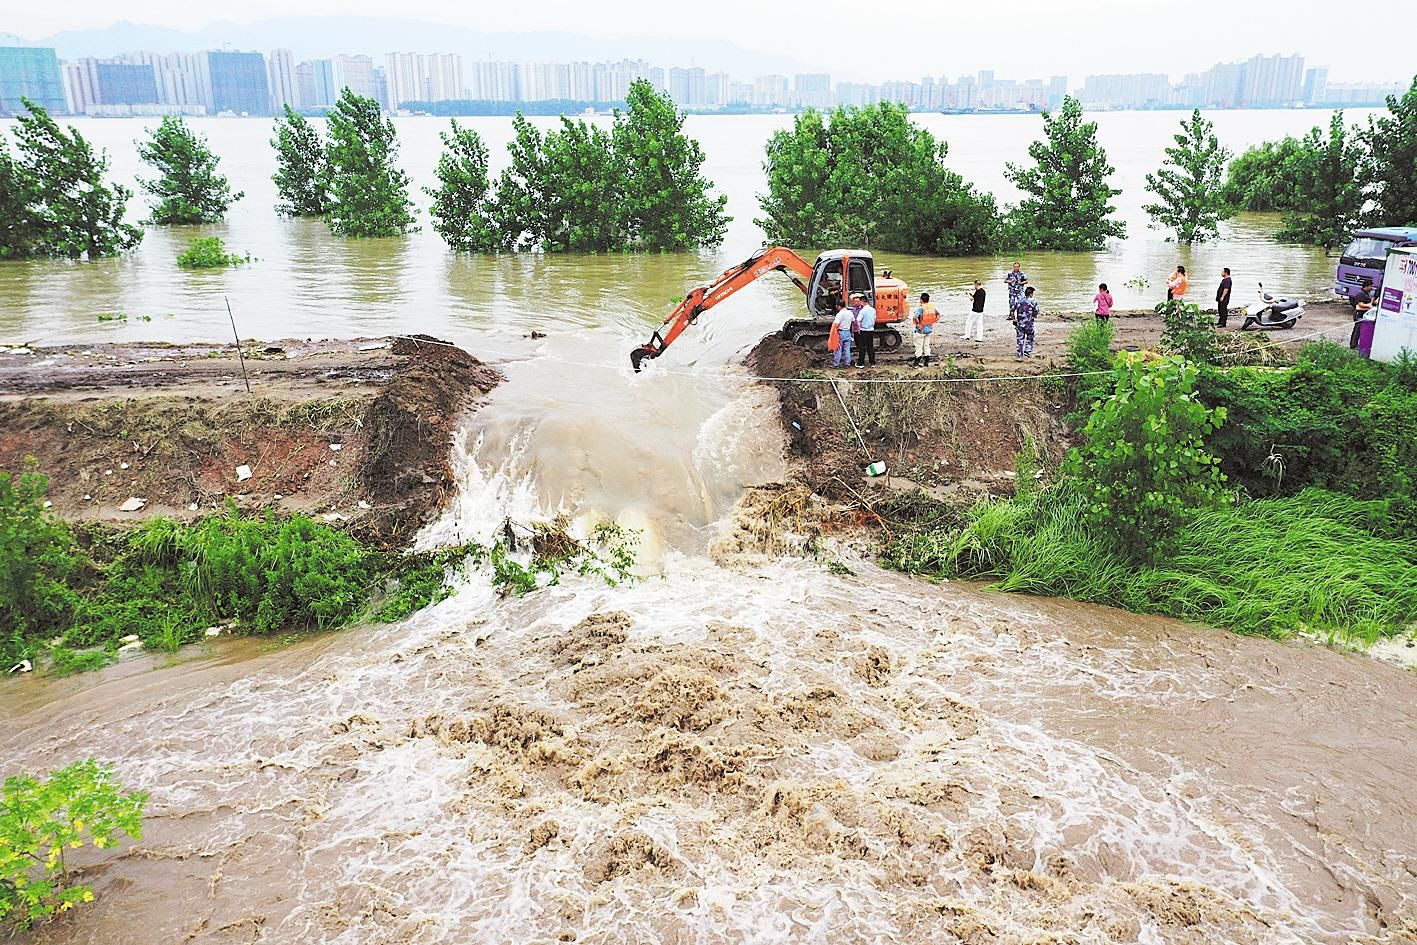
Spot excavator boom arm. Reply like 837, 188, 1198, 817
630, 246, 814, 371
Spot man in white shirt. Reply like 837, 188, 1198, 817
831, 301, 855, 368
852, 292, 878, 367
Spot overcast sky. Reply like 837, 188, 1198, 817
6, 0, 1413, 84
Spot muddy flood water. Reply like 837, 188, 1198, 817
3, 108, 1417, 943
4, 370, 1417, 944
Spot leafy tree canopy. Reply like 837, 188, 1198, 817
1143, 109, 1232, 243
425, 120, 499, 252
324, 89, 416, 238
271, 106, 329, 218
1362, 75, 1417, 225
136, 115, 243, 224
3, 99, 141, 259
756, 101, 999, 256
1004, 96, 1125, 251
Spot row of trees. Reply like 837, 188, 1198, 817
757, 98, 1127, 254
2, 76, 1412, 261
759, 75, 1417, 255
272, 80, 729, 251
1221, 79, 1416, 248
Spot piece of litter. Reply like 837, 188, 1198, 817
105, 468, 113, 476
188, 502, 199, 511
357, 342, 388, 351
120, 461, 130, 470
358, 500, 371, 510
83, 494, 92, 501
118, 640, 143, 653
274, 493, 283, 500
204, 627, 222, 637
321, 512, 348, 522
329, 459, 337, 466
117, 497, 147, 512
8, 660, 32, 674
235, 464, 252, 482
42, 500, 52, 508
329, 443, 343, 452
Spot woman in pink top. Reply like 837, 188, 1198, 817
1093, 282, 1113, 321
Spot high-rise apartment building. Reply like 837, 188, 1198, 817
204, 51, 270, 115
752, 74, 789, 107
94, 62, 159, 105
793, 73, 831, 109
332, 54, 377, 100
1302, 66, 1328, 104
0, 46, 66, 115
1242, 53, 1304, 105
267, 49, 296, 111
468, 61, 520, 101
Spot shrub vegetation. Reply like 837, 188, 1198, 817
0, 477, 638, 670
135, 116, 243, 224
175, 236, 250, 269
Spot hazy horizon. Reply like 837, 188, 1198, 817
4, 3, 1413, 85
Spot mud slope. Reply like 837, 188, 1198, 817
0, 336, 502, 546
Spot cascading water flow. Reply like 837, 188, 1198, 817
4, 341, 1416, 945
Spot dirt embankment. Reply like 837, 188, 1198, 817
747, 300, 1355, 507
748, 335, 1072, 508
0, 336, 501, 546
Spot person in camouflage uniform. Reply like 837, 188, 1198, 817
1005, 261, 1028, 315
1014, 285, 1039, 358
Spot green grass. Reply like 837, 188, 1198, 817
2, 471, 639, 671
892, 484, 1417, 643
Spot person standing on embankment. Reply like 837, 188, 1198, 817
1167, 265, 1189, 302
1093, 283, 1113, 321
911, 293, 939, 367
963, 280, 987, 342
1216, 267, 1233, 327
1006, 262, 1028, 317
1014, 286, 1039, 359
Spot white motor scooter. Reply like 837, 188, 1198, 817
1241, 283, 1305, 330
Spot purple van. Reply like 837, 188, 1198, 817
1334, 227, 1417, 304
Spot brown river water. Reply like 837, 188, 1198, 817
3, 109, 1416, 943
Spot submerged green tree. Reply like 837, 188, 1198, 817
492, 113, 625, 252
1143, 109, 1232, 243
757, 101, 999, 255
1361, 75, 1417, 225
425, 120, 498, 252
0, 137, 39, 259
135, 116, 243, 224
324, 89, 415, 237
613, 79, 729, 250
9, 99, 141, 258
1277, 112, 1366, 249
271, 106, 328, 217
1221, 136, 1307, 212
1004, 96, 1125, 251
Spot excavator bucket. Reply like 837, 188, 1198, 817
630, 345, 657, 373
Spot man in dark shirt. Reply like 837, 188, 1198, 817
1216, 268, 1233, 327
963, 280, 987, 341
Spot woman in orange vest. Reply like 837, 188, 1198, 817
1166, 265, 1189, 302
911, 292, 939, 367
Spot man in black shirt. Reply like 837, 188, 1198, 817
1216, 268, 1233, 328
963, 280, 987, 342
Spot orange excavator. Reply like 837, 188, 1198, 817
630, 246, 911, 371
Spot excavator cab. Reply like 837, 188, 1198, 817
808, 250, 876, 318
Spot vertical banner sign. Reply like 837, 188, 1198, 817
1371, 248, 1417, 362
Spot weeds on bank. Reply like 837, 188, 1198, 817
0, 468, 639, 670
888, 338, 1417, 643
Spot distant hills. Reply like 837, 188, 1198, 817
8, 16, 808, 78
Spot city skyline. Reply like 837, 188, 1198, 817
2, 5, 1413, 86
1, 42, 1408, 120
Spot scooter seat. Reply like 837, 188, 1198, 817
1270, 300, 1300, 313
